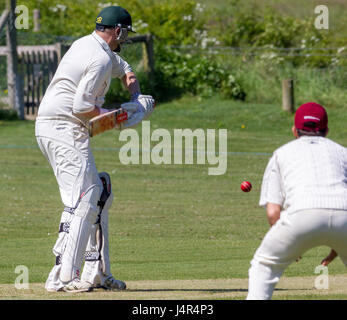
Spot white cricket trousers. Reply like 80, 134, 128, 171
35, 118, 103, 288
247, 209, 347, 300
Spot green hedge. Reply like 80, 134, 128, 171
9, 0, 346, 104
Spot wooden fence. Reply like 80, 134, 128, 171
0, 43, 67, 117
19, 46, 59, 116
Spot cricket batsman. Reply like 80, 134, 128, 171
35, 6, 155, 292
246, 102, 347, 300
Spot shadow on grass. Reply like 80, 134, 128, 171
0, 108, 19, 120
124, 287, 311, 293
126, 288, 248, 293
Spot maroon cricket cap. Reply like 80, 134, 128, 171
294, 102, 328, 131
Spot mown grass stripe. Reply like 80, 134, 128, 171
0, 145, 271, 156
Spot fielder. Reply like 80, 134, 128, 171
247, 102, 347, 300
35, 6, 155, 292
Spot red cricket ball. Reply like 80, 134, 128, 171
241, 181, 252, 192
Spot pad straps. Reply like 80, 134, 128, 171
58, 207, 75, 234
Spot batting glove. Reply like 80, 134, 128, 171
120, 95, 155, 129
134, 94, 155, 119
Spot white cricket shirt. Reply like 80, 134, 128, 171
260, 136, 347, 213
37, 31, 132, 123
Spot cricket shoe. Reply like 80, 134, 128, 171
101, 276, 126, 291
63, 278, 93, 293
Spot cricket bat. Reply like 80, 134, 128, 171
89, 108, 128, 137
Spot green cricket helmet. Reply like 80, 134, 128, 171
95, 6, 135, 32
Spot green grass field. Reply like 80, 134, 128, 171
0, 96, 347, 300
202, 0, 347, 40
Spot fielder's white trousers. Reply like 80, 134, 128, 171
35, 118, 109, 290
247, 209, 347, 300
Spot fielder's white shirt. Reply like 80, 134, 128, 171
38, 31, 132, 123
260, 136, 347, 213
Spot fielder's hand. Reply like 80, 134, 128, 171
321, 249, 338, 266
120, 95, 155, 129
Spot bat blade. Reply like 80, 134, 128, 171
89, 108, 128, 137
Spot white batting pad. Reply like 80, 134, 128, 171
82, 177, 114, 286
60, 184, 101, 283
